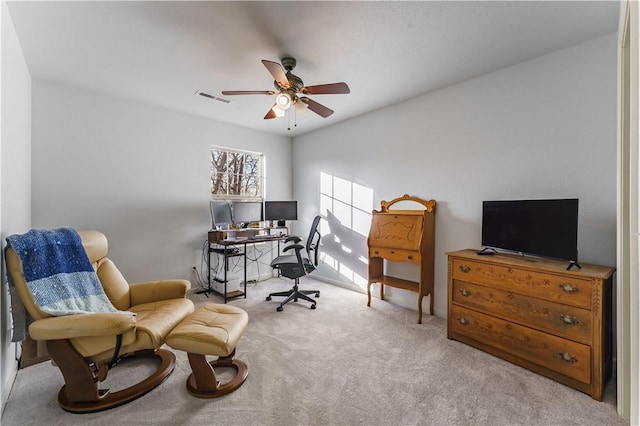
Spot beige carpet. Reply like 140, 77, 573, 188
1, 278, 626, 425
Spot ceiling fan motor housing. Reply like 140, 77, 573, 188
273, 71, 304, 92
278, 56, 304, 92
281, 56, 297, 71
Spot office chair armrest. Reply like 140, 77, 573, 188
284, 236, 302, 244
283, 244, 304, 253
282, 244, 306, 269
129, 279, 191, 305
28, 312, 136, 340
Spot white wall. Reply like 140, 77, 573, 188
293, 33, 618, 318
31, 80, 292, 284
1, 1, 32, 413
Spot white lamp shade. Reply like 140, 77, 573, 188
276, 93, 292, 110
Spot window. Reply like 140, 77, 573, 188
210, 146, 264, 200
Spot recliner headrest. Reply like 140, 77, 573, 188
79, 230, 108, 262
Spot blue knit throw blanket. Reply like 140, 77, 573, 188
6, 228, 119, 318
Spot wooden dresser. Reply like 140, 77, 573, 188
447, 249, 615, 400
367, 194, 436, 324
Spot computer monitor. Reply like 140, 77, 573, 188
232, 201, 263, 226
210, 201, 233, 228
264, 201, 298, 226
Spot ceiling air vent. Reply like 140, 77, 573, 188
195, 90, 231, 104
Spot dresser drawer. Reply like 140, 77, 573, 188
449, 305, 591, 384
452, 280, 592, 344
451, 258, 592, 309
369, 247, 418, 263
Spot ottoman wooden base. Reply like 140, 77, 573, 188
186, 350, 248, 398
167, 304, 249, 398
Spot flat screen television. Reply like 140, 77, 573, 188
264, 201, 298, 226
210, 201, 232, 228
481, 198, 579, 265
232, 201, 263, 225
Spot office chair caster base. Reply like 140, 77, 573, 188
310, 304, 316, 309
266, 296, 272, 301
276, 305, 283, 312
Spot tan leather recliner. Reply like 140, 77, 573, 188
5, 230, 195, 413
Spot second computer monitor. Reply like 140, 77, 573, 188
232, 201, 263, 226
264, 201, 298, 226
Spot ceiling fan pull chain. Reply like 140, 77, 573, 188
293, 104, 298, 129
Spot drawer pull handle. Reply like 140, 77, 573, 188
374, 251, 379, 255
459, 265, 471, 273
559, 283, 578, 293
390, 250, 395, 254
457, 317, 469, 326
459, 288, 471, 297
558, 351, 577, 363
559, 314, 579, 325
407, 255, 413, 260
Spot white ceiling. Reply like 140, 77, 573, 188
7, 1, 620, 137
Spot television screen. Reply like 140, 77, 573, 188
264, 201, 298, 221
232, 201, 263, 224
481, 198, 579, 262
210, 201, 232, 227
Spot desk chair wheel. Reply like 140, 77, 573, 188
276, 303, 315, 312
266, 296, 272, 301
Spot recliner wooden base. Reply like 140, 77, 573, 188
50, 339, 175, 414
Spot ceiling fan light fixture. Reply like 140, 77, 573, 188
272, 105, 286, 117
295, 99, 309, 114
276, 92, 293, 110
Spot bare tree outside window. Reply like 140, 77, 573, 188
211, 146, 263, 199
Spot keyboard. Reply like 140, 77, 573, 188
249, 234, 281, 240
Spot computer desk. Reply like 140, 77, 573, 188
198, 232, 288, 303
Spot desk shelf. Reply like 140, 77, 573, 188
208, 226, 288, 243
369, 275, 420, 292
211, 289, 244, 300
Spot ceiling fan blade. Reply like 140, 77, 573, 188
300, 97, 334, 118
303, 82, 350, 95
262, 60, 289, 87
221, 90, 275, 95
264, 105, 277, 120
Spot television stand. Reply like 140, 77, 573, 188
566, 260, 582, 271
447, 249, 614, 400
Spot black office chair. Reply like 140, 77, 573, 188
267, 215, 322, 311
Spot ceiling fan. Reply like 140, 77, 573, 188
222, 56, 350, 121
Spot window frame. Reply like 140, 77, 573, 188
210, 145, 264, 201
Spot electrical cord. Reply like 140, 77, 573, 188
194, 238, 287, 291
